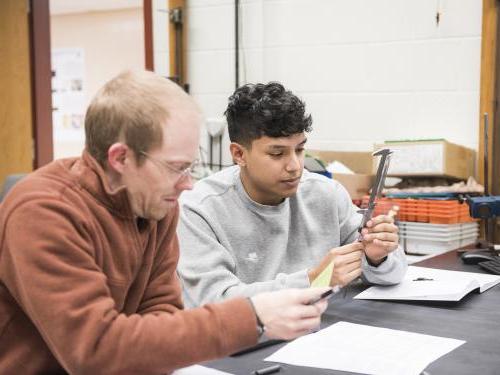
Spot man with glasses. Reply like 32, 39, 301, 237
139, 151, 200, 178
0, 71, 329, 374
177, 82, 407, 307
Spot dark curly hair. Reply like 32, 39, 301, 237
224, 82, 312, 146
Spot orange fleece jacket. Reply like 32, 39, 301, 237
0, 152, 258, 374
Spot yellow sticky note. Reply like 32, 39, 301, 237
311, 261, 334, 288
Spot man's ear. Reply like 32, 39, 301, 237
230, 142, 247, 167
107, 143, 129, 173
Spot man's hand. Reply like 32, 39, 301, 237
250, 288, 330, 340
362, 214, 399, 265
307, 242, 364, 288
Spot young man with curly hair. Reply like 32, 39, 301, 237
177, 82, 407, 307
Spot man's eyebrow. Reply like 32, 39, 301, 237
163, 159, 195, 167
267, 139, 307, 150
267, 145, 287, 150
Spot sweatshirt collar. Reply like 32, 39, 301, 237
234, 167, 289, 215
74, 150, 134, 219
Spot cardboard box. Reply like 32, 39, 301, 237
308, 150, 374, 199
374, 140, 476, 180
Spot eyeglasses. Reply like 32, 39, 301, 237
139, 151, 200, 179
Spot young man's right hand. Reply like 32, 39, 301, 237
250, 288, 330, 340
307, 242, 364, 287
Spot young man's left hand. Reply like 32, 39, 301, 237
361, 214, 399, 266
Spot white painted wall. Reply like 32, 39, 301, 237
51, 7, 145, 158
184, 0, 482, 167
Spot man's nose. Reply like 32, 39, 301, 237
176, 173, 194, 191
285, 153, 301, 172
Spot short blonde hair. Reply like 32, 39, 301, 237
85, 70, 190, 165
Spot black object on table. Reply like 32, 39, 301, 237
479, 257, 500, 274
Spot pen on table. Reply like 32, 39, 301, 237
253, 364, 281, 375
413, 277, 434, 281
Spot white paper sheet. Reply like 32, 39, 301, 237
355, 266, 500, 301
265, 321, 465, 375
173, 365, 233, 374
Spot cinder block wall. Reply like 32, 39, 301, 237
180, 0, 482, 167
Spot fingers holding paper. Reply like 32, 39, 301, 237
332, 251, 363, 287
308, 242, 363, 288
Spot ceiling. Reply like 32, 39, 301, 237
50, 0, 142, 15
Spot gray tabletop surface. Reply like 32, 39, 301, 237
205, 249, 500, 375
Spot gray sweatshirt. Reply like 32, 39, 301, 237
178, 166, 407, 307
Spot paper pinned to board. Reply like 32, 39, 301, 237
311, 261, 334, 288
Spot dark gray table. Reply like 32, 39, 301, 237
206, 250, 500, 375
